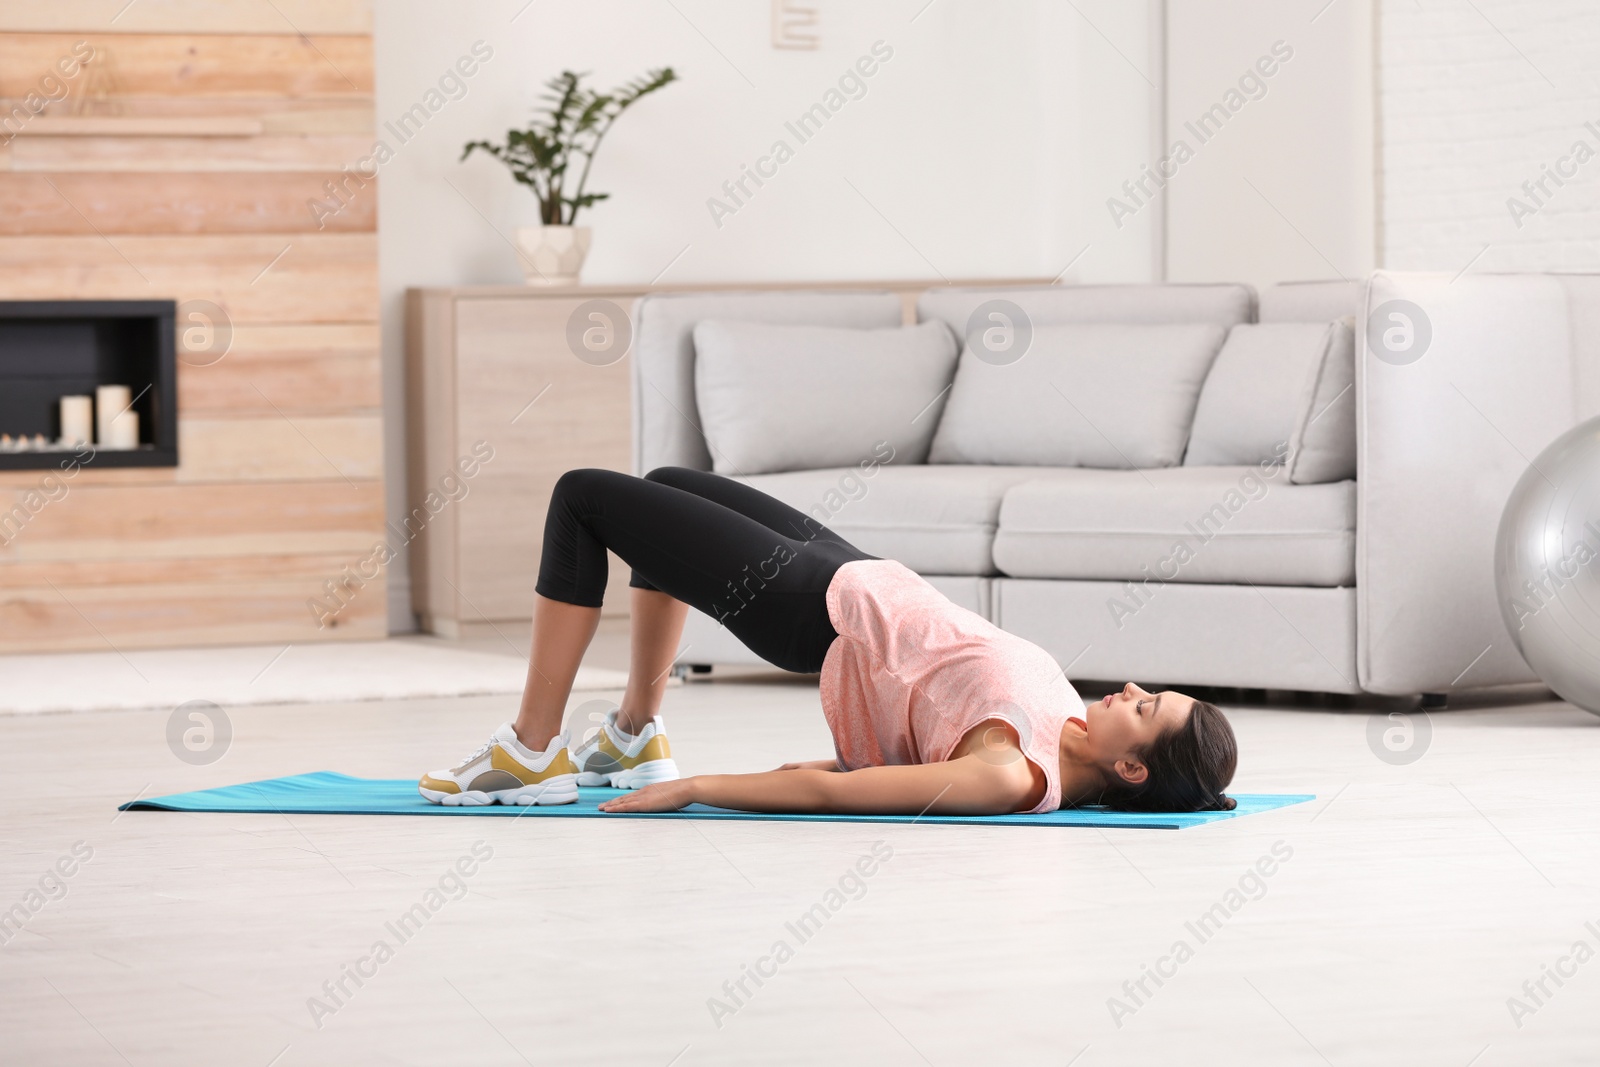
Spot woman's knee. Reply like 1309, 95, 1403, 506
549, 469, 628, 519
553, 467, 617, 498
642, 465, 697, 486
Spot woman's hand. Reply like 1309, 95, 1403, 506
597, 778, 698, 813
774, 759, 840, 772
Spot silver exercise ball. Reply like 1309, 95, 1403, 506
1494, 415, 1600, 715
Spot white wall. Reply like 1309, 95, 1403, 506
1161, 0, 1376, 291
1379, 0, 1600, 272
375, 0, 1161, 630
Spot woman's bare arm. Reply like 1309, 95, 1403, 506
774, 758, 840, 772
597, 748, 1037, 816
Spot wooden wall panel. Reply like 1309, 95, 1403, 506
0, 34, 372, 96
5, 551, 379, 587
176, 416, 382, 482
0, 15, 382, 652
227, 322, 378, 352
0, 95, 371, 125
9, 134, 375, 172
182, 321, 380, 416
179, 351, 380, 415
0, 481, 382, 549
0, 172, 375, 233
0, 234, 377, 321
1, 578, 387, 652
0, 1, 372, 36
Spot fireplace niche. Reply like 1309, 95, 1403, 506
0, 299, 178, 470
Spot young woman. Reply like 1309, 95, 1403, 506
419, 466, 1238, 816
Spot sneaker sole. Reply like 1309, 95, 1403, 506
575, 758, 680, 790
418, 774, 578, 807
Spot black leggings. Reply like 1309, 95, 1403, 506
535, 466, 875, 673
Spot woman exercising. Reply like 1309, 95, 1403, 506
419, 466, 1238, 816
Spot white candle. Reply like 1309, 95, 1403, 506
105, 409, 140, 450
60, 395, 93, 445
96, 384, 131, 445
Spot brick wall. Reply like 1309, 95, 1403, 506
1380, 0, 1600, 272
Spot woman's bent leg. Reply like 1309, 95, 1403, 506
616, 587, 689, 734
629, 467, 863, 579
534, 467, 860, 677
514, 587, 686, 747
515, 595, 601, 750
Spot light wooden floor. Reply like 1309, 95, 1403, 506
3, 628, 1599, 1066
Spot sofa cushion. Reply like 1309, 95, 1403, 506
992, 465, 1355, 586
1185, 321, 1350, 469
1287, 318, 1357, 484
918, 283, 1255, 335
927, 323, 1226, 469
733, 464, 1050, 575
633, 291, 904, 473
692, 319, 958, 476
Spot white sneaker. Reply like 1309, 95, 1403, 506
418, 723, 579, 806
570, 708, 680, 789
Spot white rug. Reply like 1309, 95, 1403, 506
0, 640, 644, 714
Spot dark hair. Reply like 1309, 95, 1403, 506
1098, 700, 1238, 812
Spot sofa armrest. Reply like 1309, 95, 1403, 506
1356, 270, 1599, 694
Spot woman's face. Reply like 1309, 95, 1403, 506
1073, 682, 1196, 784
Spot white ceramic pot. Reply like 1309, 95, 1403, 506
513, 224, 591, 285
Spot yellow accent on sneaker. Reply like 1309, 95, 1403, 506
597, 730, 671, 768
492, 744, 577, 783
574, 713, 680, 789
419, 773, 460, 795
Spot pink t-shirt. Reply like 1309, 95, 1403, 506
818, 559, 1076, 814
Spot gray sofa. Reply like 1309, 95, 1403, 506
630, 275, 1600, 699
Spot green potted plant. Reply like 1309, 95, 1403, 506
462, 67, 677, 285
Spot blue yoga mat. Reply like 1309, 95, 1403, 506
120, 772, 1313, 830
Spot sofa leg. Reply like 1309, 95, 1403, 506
665, 662, 710, 681
1420, 692, 1448, 710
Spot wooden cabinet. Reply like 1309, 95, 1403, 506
405, 279, 1045, 635
406, 286, 638, 635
